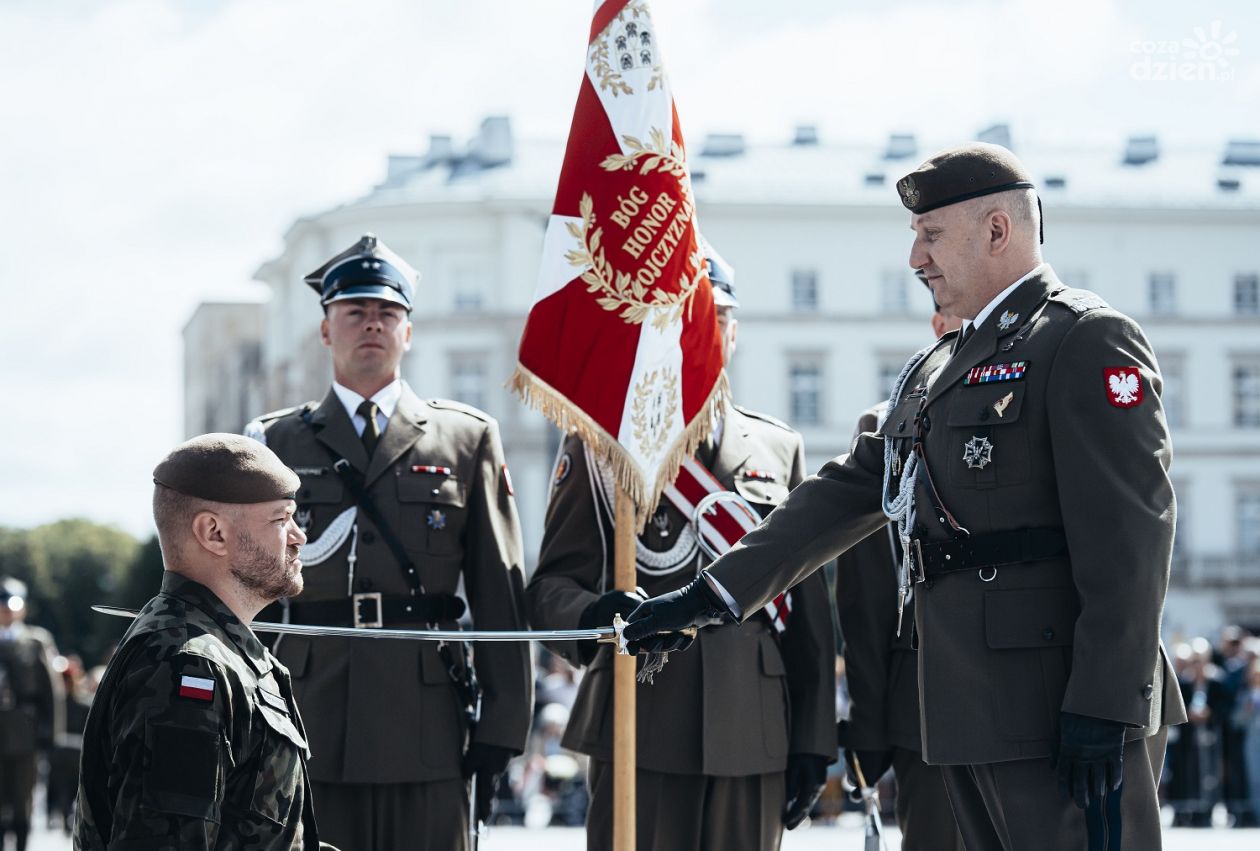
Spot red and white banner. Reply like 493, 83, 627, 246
511, 0, 726, 520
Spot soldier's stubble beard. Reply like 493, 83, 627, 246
231, 530, 303, 602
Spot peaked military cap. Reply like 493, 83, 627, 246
154, 433, 300, 504
700, 236, 739, 309
304, 233, 419, 311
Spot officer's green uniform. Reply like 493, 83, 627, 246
0, 584, 62, 851
528, 404, 837, 851
834, 405, 963, 851
74, 573, 319, 850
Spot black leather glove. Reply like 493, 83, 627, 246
1054, 711, 1125, 809
783, 753, 829, 829
577, 589, 647, 663
462, 742, 515, 824
843, 746, 893, 801
621, 574, 732, 652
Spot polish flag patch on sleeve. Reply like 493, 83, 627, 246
1104, 367, 1144, 408
178, 675, 215, 702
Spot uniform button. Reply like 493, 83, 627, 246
431, 488, 441, 496
360, 579, 376, 591
1042, 627, 1055, 641
922, 415, 931, 432
897, 420, 906, 433
361, 531, 376, 544
979, 409, 990, 421
1143, 683, 1154, 700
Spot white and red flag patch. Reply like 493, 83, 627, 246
178, 675, 215, 702
1104, 367, 1144, 408
511, 0, 726, 523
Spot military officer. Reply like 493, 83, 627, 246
74, 433, 327, 850
246, 234, 533, 851
526, 246, 837, 850
626, 143, 1188, 850
0, 578, 63, 851
834, 277, 963, 851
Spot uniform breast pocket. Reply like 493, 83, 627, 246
397, 473, 467, 556
249, 688, 308, 826
734, 476, 789, 513
944, 385, 1030, 489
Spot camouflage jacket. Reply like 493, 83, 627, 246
74, 573, 320, 851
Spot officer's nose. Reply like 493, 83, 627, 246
289, 521, 307, 547
909, 238, 931, 273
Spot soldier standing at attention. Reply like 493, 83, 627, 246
834, 275, 963, 850
74, 434, 328, 850
527, 246, 837, 850
626, 143, 1188, 850
246, 234, 533, 851
0, 578, 63, 851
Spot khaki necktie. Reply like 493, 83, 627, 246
357, 400, 380, 457
952, 323, 975, 356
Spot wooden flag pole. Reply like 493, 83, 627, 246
613, 485, 637, 850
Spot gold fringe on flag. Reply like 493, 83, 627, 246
508, 364, 731, 532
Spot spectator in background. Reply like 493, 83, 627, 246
47, 654, 92, 834
1237, 647, 1260, 831
1168, 638, 1230, 826
1218, 626, 1256, 826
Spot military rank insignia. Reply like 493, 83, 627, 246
996, 310, 1020, 331
1104, 367, 1144, 408
178, 675, 215, 702
427, 509, 447, 530
964, 361, 1028, 385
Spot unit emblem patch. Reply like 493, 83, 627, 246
1104, 367, 1144, 408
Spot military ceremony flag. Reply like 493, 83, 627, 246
511, 0, 726, 521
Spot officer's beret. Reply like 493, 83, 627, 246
304, 233, 419, 312
896, 143, 1036, 215
153, 434, 300, 504
700, 237, 739, 309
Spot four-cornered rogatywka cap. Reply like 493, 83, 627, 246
304, 233, 419, 311
153, 434, 301, 504
699, 236, 739, 309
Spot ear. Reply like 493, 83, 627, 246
320, 317, 332, 348
190, 510, 231, 558
931, 311, 948, 340
402, 318, 413, 352
988, 210, 1013, 256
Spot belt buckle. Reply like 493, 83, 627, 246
352, 592, 383, 629
910, 539, 927, 584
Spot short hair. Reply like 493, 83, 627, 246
970, 188, 1039, 237
152, 483, 218, 561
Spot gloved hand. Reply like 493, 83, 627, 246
842, 746, 893, 802
578, 589, 647, 663
1054, 711, 1125, 809
462, 742, 515, 825
782, 753, 829, 829
621, 574, 732, 653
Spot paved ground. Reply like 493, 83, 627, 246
24, 819, 1260, 850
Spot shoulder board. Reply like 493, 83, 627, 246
733, 405, 795, 434
427, 398, 492, 423
1048, 287, 1110, 316
250, 402, 315, 425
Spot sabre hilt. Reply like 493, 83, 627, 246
596, 613, 697, 655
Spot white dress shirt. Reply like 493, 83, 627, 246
332, 379, 403, 438
962, 263, 1047, 333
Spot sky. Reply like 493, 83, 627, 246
0, 0, 1256, 537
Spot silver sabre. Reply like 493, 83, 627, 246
92, 605, 626, 648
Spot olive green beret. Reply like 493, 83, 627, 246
153, 433, 300, 504
896, 142, 1035, 215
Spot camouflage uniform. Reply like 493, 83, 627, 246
74, 572, 321, 851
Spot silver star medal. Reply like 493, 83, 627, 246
962, 436, 994, 470
997, 310, 1019, 331
427, 509, 447, 530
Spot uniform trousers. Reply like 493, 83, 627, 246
587, 759, 785, 851
892, 747, 964, 851
939, 729, 1167, 851
0, 753, 36, 829
311, 778, 468, 851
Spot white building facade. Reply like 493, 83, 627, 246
187, 118, 1260, 635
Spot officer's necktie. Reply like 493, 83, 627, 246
357, 400, 380, 457
952, 322, 975, 356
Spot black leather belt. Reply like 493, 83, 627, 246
912, 527, 1067, 582
271, 593, 467, 629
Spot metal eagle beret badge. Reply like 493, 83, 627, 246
153, 433, 301, 504
896, 142, 1036, 215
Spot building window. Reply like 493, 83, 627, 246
788, 358, 823, 426
877, 353, 915, 401
791, 269, 818, 312
1161, 353, 1185, 429
1234, 359, 1260, 428
450, 261, 487, 312
1235, 273, 1260, 316
449, 353, 488, 412
1148, 272, 1176, 315
881, 269, 909, 314
1237, 487, 1260, 555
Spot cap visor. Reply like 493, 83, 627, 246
323, 286, 412, 310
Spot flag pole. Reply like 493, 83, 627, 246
613, 485, 637, 850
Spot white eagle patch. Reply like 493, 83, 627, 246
1104, 367, 1144, 408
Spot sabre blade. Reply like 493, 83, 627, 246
91, 605, 615, 643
